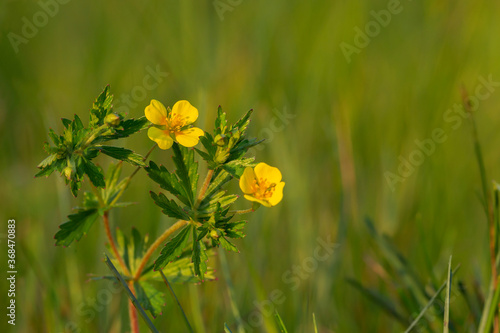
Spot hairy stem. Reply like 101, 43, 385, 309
103, 211, 130, 276
134, 220, 190, 280
229, 208, 254, 215
128, 281, 140, 333
196, 169, 214, 204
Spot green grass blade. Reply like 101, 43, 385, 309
478, 277, 500, 333
404, 265, 460, 333
443, 256, 452, 333
103, 254, 159, 333
159, 269, 194, 333
219, 249, 245, 333
274, 310, 288, 333
347, 278, 408, 325
224, 323, 233, 333
312, 313, 318, 333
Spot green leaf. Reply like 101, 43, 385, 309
222, 158, 256, 178
443, 256, 452, 333
224, 323, 233, 333
215, 106, 227, 135
230, 109, 253, 134
172, 143, 195, 205
134, 280, 165, 318
219, 236, 238, 253
202, 169, 233, 201
150, 192, 190, 220
82, 159, 105, 187
153, 225, 192, 271
55, 209, 100, 247
192, 228, 208, 280
198, 194, 238, 215
97, 146, 147, 167
100, 117, 149, 141
90, 85, 113, 128
274, 310, 288, 333
147, 161, 191, 207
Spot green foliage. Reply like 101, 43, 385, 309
54, 209, 101, 247
153, 225, 192, 270
35, 86, 147, 196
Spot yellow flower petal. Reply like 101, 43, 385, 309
175, 127, 204, 147
254, 162, 282, 184
268, 182, 285, 206
239, 167, 256, 194
148, 127, 173, 150
243, 195, 272, 207
145, 100, 167, 125
171, 100, 198, 125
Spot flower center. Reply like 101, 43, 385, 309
166, 113, 187, 132
251, 177, 276, 200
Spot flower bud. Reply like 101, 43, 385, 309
104, 113, 121, 127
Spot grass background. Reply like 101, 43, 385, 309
1, 0, 500, 332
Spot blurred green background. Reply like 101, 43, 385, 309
1, 0, 500, 332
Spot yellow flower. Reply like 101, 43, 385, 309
239, 162, 285, 207
145, 99, 204, 149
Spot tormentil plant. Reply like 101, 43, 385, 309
35, 85, 285, 332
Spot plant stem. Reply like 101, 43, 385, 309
196, 169, 214, 204
128, 281, 140, 333
159, 270, 194, 333
229, 208, 254, 215
103, 211, 130, 276
134, 220, 190, 280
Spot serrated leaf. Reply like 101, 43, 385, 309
150, 192, 190, 220
222, 158, 255, 178
73, 114, 84, 131
134, 281, 165, 318
97, 146, 147, 167
215, 106, 227, 135
192, 228, 208, 280
82, 159, 105, 187
199, 194, 238, 215
231, 109, 253, 134
36, 153, 58, 170
219, 236, 238, 253
55, 209, 100, 246
203, 169, 233, 201
153, 225, 192, 271
48, 129, 61, 145
90, 86, 113, 128
228, 138, 264, 161
172, 143, 195, 205
100, 117, 149, 141
105, 162, 123, 190
61, 118, 72, 129
147, 161, 191, 207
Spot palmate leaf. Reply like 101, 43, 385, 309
153, 225, 192, 271
97, 146, 147, 167
134, 280, 165, 318
54, 209, 100, 247
147, 161, 191, 207
150, 192, 190, 220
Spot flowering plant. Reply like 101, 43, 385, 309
35, 86, 284, 332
